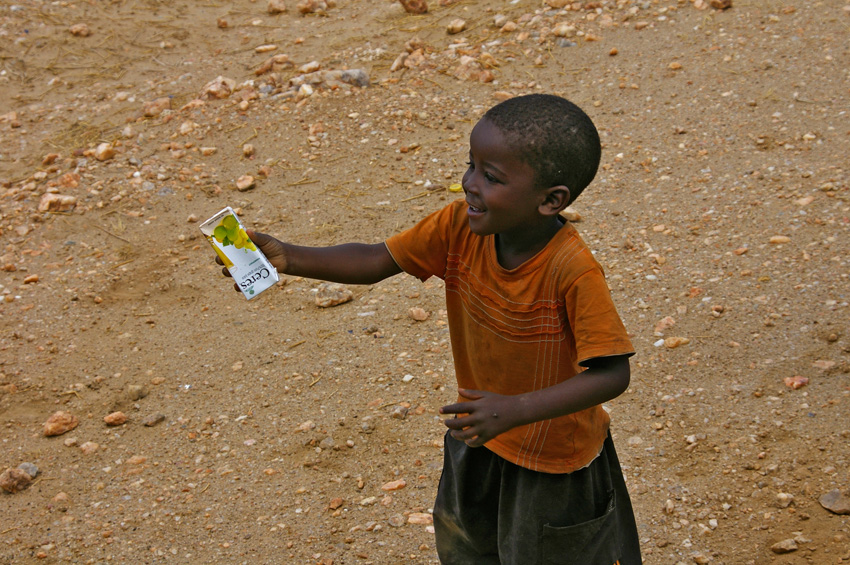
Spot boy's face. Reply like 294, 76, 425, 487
461, 118, 546, 239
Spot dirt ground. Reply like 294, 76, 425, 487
0, 0, 848, 563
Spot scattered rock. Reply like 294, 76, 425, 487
775, 492, 794, 508
297, 0, 335, 14
127, 384, 149, 401
202, 76, 237, 99
388, 514, 405, 527
561, 206, 581, 222
18, 462, 38, 478
236, 175, 256, 191
298, 420, 316, 432
769, 235, 790, 244
288, 69, 370, 91
255, 53, 293, 76
38, 194, 77, 213
553, 23, 576, 38
398, 0, 428, 14
104, 411, 128, 426
315, 283, 353, 307
142, 413, 166, 427
381, 479, 407, 491
79, 441, 99, 455
268, 0, 287, 14
783, 376, 808, 389
360, 416, 376, 434
69, 23, 92, 37
664, 336, 690, 349
142, 97, 172, 117
770, 538, 797, 554
453, 55, 493, 83
447, 19, 466, 34
43, 411, 79, 437
179, 121, 196, 135
654, 316, 676, 335
52, 491, 71, 511
408, 307, 430, 321
299, 61, 321, 74
407, 512, 433, 525
94, 142, 115, 161
819, 490, 850, 515
0, 468, 33, 493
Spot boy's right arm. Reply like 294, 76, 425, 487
220, 230, 402, 285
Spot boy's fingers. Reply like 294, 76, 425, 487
450, 429, 483, 446
439, 403, 467, 415
221, 266, 232, 278
457, 388, 484, 400
442, 415, 472, 430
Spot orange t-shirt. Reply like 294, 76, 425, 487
385, 200, 634, 473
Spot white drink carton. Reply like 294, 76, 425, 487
200, 207, 279, 300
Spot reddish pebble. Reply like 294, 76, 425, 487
104, 411, 128, 426
44, 411, 79, 437
0, 468, 33, 493
784, 376, 809, 389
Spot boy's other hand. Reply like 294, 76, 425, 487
214, 229, 287, 292
244, 230, 288, 273
440, 388, 521, 448
214, 229, 288, 276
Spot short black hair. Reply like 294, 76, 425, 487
482, 94, 601, 203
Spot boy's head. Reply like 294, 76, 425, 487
482, 94, 601, 204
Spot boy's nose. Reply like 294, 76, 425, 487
461, 171, 474, 194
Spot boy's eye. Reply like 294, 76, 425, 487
465, 160, 474, 168
484, 172, 499, 183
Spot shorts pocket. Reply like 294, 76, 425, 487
538, 488, 620, 565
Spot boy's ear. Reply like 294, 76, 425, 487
538, 185, 571, 216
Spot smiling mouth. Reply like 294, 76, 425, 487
467, 202, 485, 213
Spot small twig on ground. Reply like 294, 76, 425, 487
401, 191, 429, 202
111, 259, 135, 270
94, 224, 131, 244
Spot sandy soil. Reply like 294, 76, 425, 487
1, 0, 849, 563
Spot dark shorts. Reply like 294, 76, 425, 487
433, 431, 642, 565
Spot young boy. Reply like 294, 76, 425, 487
219, 94, 641, 564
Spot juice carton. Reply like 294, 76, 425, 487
200, 207, 279, 300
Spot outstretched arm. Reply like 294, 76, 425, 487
440, 354, 631, 447
221, 230, 403, 285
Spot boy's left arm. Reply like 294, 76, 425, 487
440, 354, 630, 447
